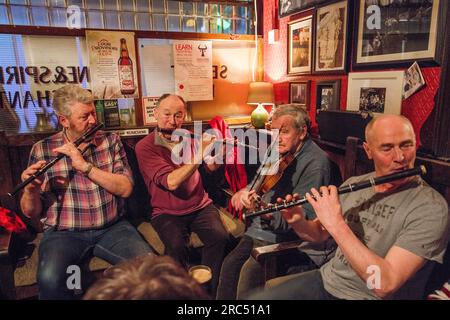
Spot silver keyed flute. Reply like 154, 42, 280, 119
243, 165, 427, 220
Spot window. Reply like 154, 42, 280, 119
10, 5, 30, 25
87, 10, 103, 28
0, 1, 255, 34
0, 5, 9, 24
104, 11, 120, 29
182, 2, 193, 16
31, 7, 50, 26
103, 0, 119, 11
168, 15, 180, 32
182, 16, 195, 32
152, 13, 165, 31
120, 12, 135, 30
135, 0, 149, 12
167, 1, 180, 15
137, 12, 151, 30
120, 0, 134, 12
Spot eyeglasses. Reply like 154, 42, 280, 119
161, 112, 185, 120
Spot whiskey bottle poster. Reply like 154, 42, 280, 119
86, 31, 139, 100
103, 99, 121, 128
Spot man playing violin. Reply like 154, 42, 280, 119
20, 85, 154, 299
217, 104, 340, 299
135, 93, 229, 297
249, 115, 449, 300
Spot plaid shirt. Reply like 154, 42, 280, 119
28, 130, 133, 231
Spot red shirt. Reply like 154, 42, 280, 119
135, 130, 212, 219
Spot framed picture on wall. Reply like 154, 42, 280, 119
314, 0, 348, 74
289, 81, 311, 109
316, 80, 341, 111
288, 17, 313, 75
279, 0, 327, 18
347, 71, 404, 115
354, 0, 445, 68
403, 61, 426, 100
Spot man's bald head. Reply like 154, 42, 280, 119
365, 115, 415, 145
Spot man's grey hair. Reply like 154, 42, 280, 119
272, 104, 311, 133
156, 93, 187, 109
52, 85, 94, 117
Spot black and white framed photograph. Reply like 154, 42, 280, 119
316, 80, 340, 111
354, 0, 446, 68
347, 71, 404, 115
359, 87, 386, 113
289, 81, 311, 109
314, 0, 348, 73
403, 61, 426, 100
288, 16, 313, 74
279, 0, 327, 18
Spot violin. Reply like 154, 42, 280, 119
246, 150, 297, 212
255, 153, 296, 194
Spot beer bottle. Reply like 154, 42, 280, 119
118, 38, 135, 95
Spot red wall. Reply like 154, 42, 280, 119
262, 0, 441, 146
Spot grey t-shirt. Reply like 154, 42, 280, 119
320, 173, 449, 300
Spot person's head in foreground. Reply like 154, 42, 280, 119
83, 254, 210, 300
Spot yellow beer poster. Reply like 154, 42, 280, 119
86, 30, 139, 99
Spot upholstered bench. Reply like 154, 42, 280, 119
0, 206, 244, 300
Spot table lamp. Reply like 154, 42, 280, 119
247, 82, 274, 129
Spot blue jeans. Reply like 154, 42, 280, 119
247, 269, 339, 300
37, 219, 154, 300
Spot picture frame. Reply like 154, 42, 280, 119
347, 71, 404, 115
316, 80, 341, 111
288, 16, 313, 75
279, 0, 327, 18
289, 81, 311, 109
314, 0, 349, 74
403, 61, 426, 100
353, 0, 446, 68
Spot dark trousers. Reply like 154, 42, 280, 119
216, 235, 265, 300
151, 204, 229, 296
37, 219, 154, 300
216, 235, 319, 300
247, 269, 339, 300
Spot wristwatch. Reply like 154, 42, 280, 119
82, 162, 94, 176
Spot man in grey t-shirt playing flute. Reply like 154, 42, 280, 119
249, 114, 449, 300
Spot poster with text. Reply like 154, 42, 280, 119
142, 96, 158, 125
0, 35, 89, 134
86, 30, 139, 99
173, 40, 212, 101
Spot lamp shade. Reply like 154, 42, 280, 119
247, 82, 274, 105
247, 82, 274, 128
